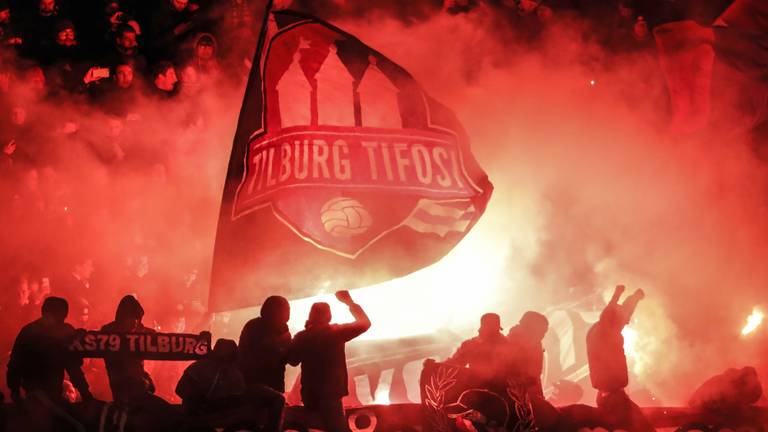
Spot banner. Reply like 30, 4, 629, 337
68, 331, 211, 360
209, 5, 493, 311
420, 360, 534, 432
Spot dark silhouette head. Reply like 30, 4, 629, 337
261, 295, 290, 325
41, 296, 68, 323
211, 338, 238, 363
306, 302, 331, 329
115, 295, 144, 330
519, 311, 549, 341
478, 313, 502, 339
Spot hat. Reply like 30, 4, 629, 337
444, 389, 509, 427
480, 313, 502, 331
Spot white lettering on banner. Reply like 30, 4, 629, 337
239, 129, 473, 207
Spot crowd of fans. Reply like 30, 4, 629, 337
0, 0, 750, 405
0, 0, 265, 401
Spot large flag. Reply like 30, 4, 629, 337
209, 4, 493, 312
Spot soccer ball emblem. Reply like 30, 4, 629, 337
320, 197, 373, 237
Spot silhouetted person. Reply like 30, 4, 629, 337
506, 311, 560, 430
7, 296, 92, 429
101, 295, 156, 403
177, 338, 262, 429
238, 295, 290, 432
587, 285, 654, 432
446, 313, 509, 390
507, 311, 549, 398
288, 290, 370, 432
239, 295, 291, 392
101, 295, 179, 430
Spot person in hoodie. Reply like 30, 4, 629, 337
506, 311, 549, 398
288, 290, 370, 432
238, 295, 291, 432
100, 295, 160, 404
176, 338, 261, 428
586, 285, 653, 432
189, 32, 220, 78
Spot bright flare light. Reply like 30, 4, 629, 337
286, 216, 509, 341
622, 326, 638, 359
741, 307, 764, 336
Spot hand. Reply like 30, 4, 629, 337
83, 67, 104, 84
615, 285, 626, 295
3, 139, 16, 155
335, 290, 354, 306
633, 289, 645, 300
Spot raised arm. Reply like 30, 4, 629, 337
333, 290, 371, 342
620, 289, 645, 324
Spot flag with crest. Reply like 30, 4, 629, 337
209, 3, 493, 312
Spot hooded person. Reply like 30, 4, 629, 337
100, 295, 157, 403
190, 32, 220, 76
236, 295, 290, 432
288, 290, 370, 432
506, 311, 549, 398
176, 338, 263, 429
586, 285, 653, 432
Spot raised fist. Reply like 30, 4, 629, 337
335, 290, 353, 306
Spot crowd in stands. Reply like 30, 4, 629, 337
0, 0, 750, 407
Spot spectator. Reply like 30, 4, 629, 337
151, 60, 179, 97
101, 295, 157, 403
288, 290, 371, 432
105, 23, 146, 73
148, 0, 201, 61
446, 313, 510, 390
6, 297, 92, 427
238, 295, 291, 432
189, 32, 220, 78
507, 311, 549, 398
18, 0, 64, 61
0, 1, 21, 49
587, 285, 653, 432
46, 19, 88, 91
176, 338, 264, 429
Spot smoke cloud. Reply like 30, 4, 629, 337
3, 0, 767, 406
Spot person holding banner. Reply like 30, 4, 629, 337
288, 290, 371, 432
6, 296, 92, 430
101, 295, 158, 403
101, 295, 180, 430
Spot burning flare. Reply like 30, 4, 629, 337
741, 307, 764, 336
